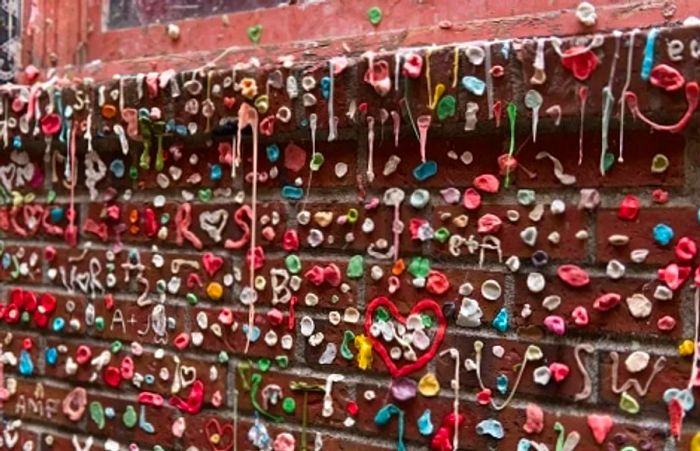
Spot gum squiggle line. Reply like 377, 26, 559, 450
618, 29, 638, 163
577, 86, 588, 166
624, 81, 699, 133
237, 103, 260, 355
452, 47, 460, 88
302, 113, 318, 209
610, 351, 666, 396
573, 343, 594, 401
474, 340, 541, 410
600, 31, 621, 175
367, 116, 375, 183
327, 60, 337, 142
485, 42, 494, 119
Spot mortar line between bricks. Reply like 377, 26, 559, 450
0, 289, 680, 360
5, 367, 687, 443
0, 235, 675, 276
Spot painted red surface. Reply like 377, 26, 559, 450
19, 0, 696, 81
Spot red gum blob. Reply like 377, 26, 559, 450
649, 64, 685, 92
617, 195, 640, 221
561, 48, 599, 81
473, 174, 500, 193
477, 214, 502, 234
557, 265, 590, 287
593, 293, 621, 312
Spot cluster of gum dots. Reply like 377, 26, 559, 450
2, 2, 700, 450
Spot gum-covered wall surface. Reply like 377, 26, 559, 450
2, 1, 700, 450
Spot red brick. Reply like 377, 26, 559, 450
0, 245, 44, 285
596, 207, 698, 265
0, 203, 76, 241
370, 136, 502, 189
235, 370, 350, 431
194, 307, 295, 359
599, 351, 694, 416
304, 319, 389, 375
43, 337, 227, 406
243, 256, 359, 311
432, 204, 587, 261
513, 274, 683, 339
365, 265, 504, 322
435, 335, 587, 403
85, 390, 178, 448
3, 382, 75, 429
513, 130, 684, 188
0, 422, 41, 449
297, 202, 424, 254
245, 139, 359, 189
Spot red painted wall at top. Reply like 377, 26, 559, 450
19, 0, 696, 81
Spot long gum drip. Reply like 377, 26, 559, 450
619, 30, 637, 162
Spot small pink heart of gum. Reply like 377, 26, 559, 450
587, 414, 613, 444
202, 252, 224, 277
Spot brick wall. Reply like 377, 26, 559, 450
2, 3, 700, 451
